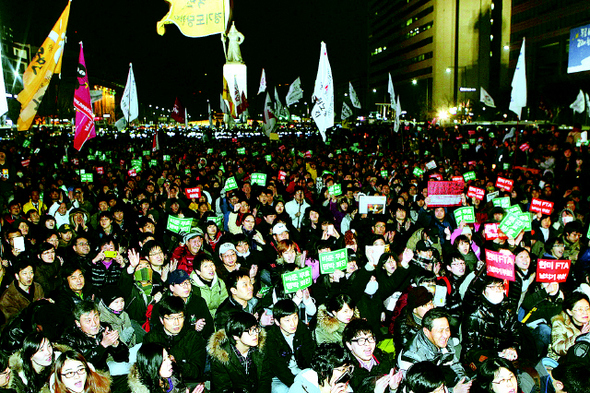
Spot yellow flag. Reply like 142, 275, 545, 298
157, 0, 228, 37
17, 1, 71, 131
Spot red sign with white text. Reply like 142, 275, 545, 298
427, 181, 464, 207
452, 176, 464, 183
429, 174, 443, 181
530, 198, 554, 215
278, 171, 287, 181
467, 186, 485, 200
485, 250, 515, 281
484, 223, 508, 241
536, 259, 570, 283
96, 167, 104, 175
185, 187, 201, 200
496, 177, 514, 192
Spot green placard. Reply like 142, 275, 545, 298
208, 215, 224, 228
336, 149, 342, 154
251, 173, 267, 186
163, 155, 171, 161
237, 147, 246, 155
80, 169, 86, 174
413, 167, 424, 177
319, 248, 348, 274
131, 159, 142, 169
298, 152, 304, 158
329, 184, 342, 196
252, 152, 259, 157
499, 212, 526, 238
207, 148, 214, 154
225, 177, 238, 191
221, 151, 227, 157
143, 150, 150, 156
469, 138, 476, 144
518, 212, 532, 232
62, 156, 67, 163
166, 215, 193, 234
219, 165, 225, 173
23, 140, 30, 148
489, 132, 494, 138
381, 170, 388, 177
506, 205, 522, 214
462, 143, 469, 149
282, 267, 313, 294
149, 159, 158, 167
87, 155, 95, 161
322, 170, 334, 176
81, 173, 94, 183
453, 206, 476, 224
463, 171, 476, 182
185, 169, 191, 175
265, 155, 272, 162
492, 197, 511, 209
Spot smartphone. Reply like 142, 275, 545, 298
104, 250, 118, 258
335, 370, 352, 385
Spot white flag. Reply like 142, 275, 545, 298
258, 68, 267, 95
0, 37, 8, 117
349, 82, 361, 109
586, 93, 590, 118
263, 92, 277, 137
388, 73, 395, 106
509, 38, 527, 119
208, 101, 213, 128
274, 87, 283, 115
311, 42, 334, 142
480, 87, 496, 108
121, 63, 139, 122
394, 95, 402, 132
286, 77, 303, 107
341, 102, 353, 120
570, 89, 585, 114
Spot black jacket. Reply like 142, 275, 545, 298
351, 348, 396, 393
264, 322, 315, 387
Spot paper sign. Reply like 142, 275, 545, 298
506, 205, 522, 214
486, 250, 515, 281
185, 169, 191, 175
128, 169, 137, 177
207, 148, 214, 154
463, 171, 476, 182
131, 159, 142, 170
381, 170, 388, 177
185, 187, 201, 199
221, 151, 227, 157
496, 177, 514, 192
430, 174, 443, 181
499, 212, 525, 238
425, 160, 437, 170
519, 143, 530, 151
150, 159, 158, 167
486, 191, 499, 202
252, 152, 259, 157
163, 155, 171, 161
427, 181, 464, 207
278, 171, 287, 181
21, 160, 30, 167
492, 197, 511, 209
305, 150, 312, 158
462, 143, 469, 149
237, 147, 246, 155
530, 198, 554, 215
359, 195, 387, 214
282, 266, 313, 294
329, 184, 342, 196
81, 173, 94, 182
319, 248, 348, 274
265, 155, 272, 162
143, 150, 150, 156
519, 212, 532, 232
251, 173, 267, 186
484, 223, 507, 240
208, 215, 224, 228
279, 145, 285, 151
467, 186, 485, 200
166, 215, 193, 233
536, 259, 570, 283
454, 206, 476, 224
452, 176, 464, 182
96, 167, 104, 175
413, 167, 424, 177
23, 140, 30, 148
225, 177, 238, 191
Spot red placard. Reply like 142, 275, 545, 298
72, 159, 79, 166
495, 177, 514, 192
232, 138, 237, 142
536, 259, 570, 283
468, 130, 476, 136
519, 143, 530, 151
467, 186, 485, 200
279, 145, 286, 151
468, 161, 476, 166
530, 198, 554, 215
484, 223, 508, 240
452, 176, 464, 183
128, 169, 137, 177
485, 249, 515, 281
120, 159, 125, 166
96, 167, 104, 175
429, 174, 443, 181
427, 181, 464, 207
21, 160, 30, 167
185, 187, 201, 200
278, 171, 287, 181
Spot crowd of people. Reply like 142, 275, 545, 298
0, 121, 588, 393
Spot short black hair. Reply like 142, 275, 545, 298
422, 308, 450, 330
225, 312, 258, 345
225, 269, 250, 295
477, 357, 517, 393
326, 293, 355, 315
310, 343, 352, 383
402, 361, 446, 393
272, 299, 298, 321
194, 253, 215, 271
158, 296, 185, 317
342, 318, 374, 346
73, 300, 98, 322
61, 261, 85, 281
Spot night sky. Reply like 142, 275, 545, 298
2, 0, 367, 118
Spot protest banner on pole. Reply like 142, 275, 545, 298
282, 266, 313, 294
536, 259, 570, 283
485, 250, 515, 281
319, 248, 348, 274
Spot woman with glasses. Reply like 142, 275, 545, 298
547, 292, 590, 360
476, 357, 521, 393
46, 350, 110, 393
208, 312, 270, 393
128, 342, 204, 393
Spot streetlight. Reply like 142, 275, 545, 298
412, 79, 417, 85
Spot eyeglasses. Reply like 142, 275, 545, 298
246, 326, 261, 336
61, 368, 87, 379
164, 315, 185, 323
351, 336, 376, 346
492, 374, 516, 385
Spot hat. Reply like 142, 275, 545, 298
407, 286, 434, 310
99, 285, 125, 306
183, 228, 204, 244
167, 269, 190, 286
272, 223, 289, 235
218, 242, 237, 257
416, 240, 432, 253
491, 206, 505, 215
58, 224, 73, 233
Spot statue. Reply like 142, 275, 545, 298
223, 22, 245, 64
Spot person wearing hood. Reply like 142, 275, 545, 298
189, 254, 228, 318
68, 208, 90, 238
315, 293, 359, 345
207, 311, 271, 393
96, 286, 136, 348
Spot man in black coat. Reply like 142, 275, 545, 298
265, 299, 315, 393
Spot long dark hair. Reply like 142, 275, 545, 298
21, 332, 53, 393
136, 342, 169, 393
52, 351, 110, 393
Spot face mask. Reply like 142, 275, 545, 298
237, 249, 250, 258
562, 216, 574, 224
364, 281, 379, 296
485, 291, 504, 305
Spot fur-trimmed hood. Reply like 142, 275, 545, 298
127, 364, 183, 393
316, 304, 360, 334
9, 343, 71, 377
207, 328, 267, 364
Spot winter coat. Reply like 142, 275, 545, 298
393, 308, 421, 353
143, 322, 206, 383
265, 322, 315, 387
8, 343, 70, 393
40, 368, 111, 393
118, 269, 164, 324
207, 329, 271, 393
349, 348, 395, 393
547, 311, 582, 360
87, 259, 124, 289
0, 281, 44, 323
127, 363, 185, 393
520, 284, 563, 327
189, 272, 228, 317
97, 300, 136, 347
314, 304, 359, 345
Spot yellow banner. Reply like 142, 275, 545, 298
17, 1, 71, 131
157, 0, 227, 37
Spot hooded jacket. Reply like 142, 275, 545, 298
8, 344, 70, 393
189, 272, 228, 317
207, 328, 271, 393
127, 363, 185, 393
314, 304, 359, 345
